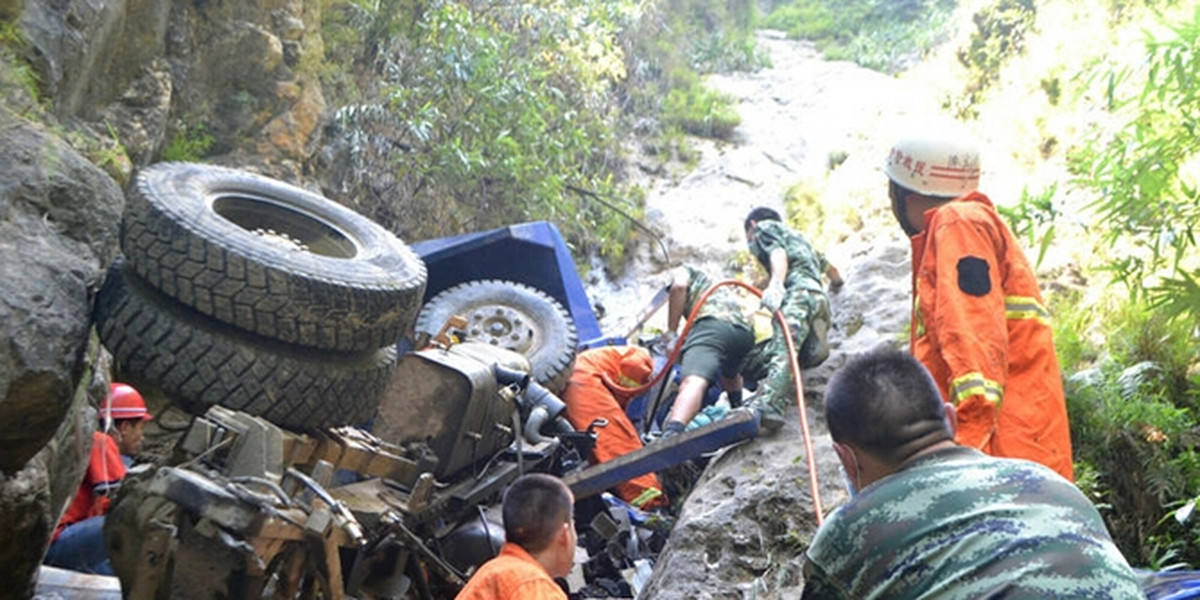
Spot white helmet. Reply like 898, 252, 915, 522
885, 132, 981, 198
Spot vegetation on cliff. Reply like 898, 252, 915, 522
316, 0, 759, 268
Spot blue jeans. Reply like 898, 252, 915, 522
44, 515, 114, 575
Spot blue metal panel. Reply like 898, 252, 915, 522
410, 221, 617, 347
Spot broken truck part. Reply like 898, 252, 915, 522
102, 339, 757, 598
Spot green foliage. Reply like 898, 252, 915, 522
642, 0, 767, 76
783, 181, 827, 239
622, 0, 764, 149
1040, 76, 1062, 106
1109, 0, 1184, 24
764, 0, 956, 74
320, 0, 765, 266
330, 0, 639, 264
662, 80, 741, 139
1047, 291, 1097, 374
0, 20, 42, 110
953, 0, 1037, 117
1070, 6, 1200, 323
995, 184, 1057, 270
162, 118, 214, 162
1064, 293, 1200, 566
64, 122, 133, 186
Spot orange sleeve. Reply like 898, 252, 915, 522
87, 432, 126, 517
928, 215, 1008, 451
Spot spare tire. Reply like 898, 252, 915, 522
95, 260, 395, 431
121, 162, 426, 353
415, 280, 578, 393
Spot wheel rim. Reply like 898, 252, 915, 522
466, 304, 540, 354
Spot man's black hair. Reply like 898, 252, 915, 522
824, 348, 952, 465
502, 473, 572, 553
744, 206, 782, 231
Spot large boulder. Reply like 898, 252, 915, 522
641, 421, 846, 599
0, 109, 123, 595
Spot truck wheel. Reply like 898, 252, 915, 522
415, 280, 578, 394
121, 162, 427, 353
95, 260, 395, 431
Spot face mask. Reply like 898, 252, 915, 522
839, 464, 858, 498
838, 444, 863, 498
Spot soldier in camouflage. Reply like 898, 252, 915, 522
658, 266, 755, 437
801, 349, 1144, 599
742, 207, 843, 433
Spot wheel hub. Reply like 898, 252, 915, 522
467, 306, 536, 352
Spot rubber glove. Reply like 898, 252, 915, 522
760, 282, 785, 312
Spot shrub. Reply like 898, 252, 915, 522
1070, 6, 1200, 322
954, 0, 1037, 116
662, 85, 741, 140
1064, 293, 1200, 566
764, 0, 956, 74
162, 119, 214, 162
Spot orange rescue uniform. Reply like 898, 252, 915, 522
561, 347, 665, 509
454, 542, 567, 600
910, 191, 1074, 481
53, 431, 126, 541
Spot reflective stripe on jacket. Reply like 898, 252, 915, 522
910, 191, 1074, 481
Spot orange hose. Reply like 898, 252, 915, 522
602, 279, 825, 525
773, 302, 825, 525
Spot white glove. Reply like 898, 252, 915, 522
760, 283, 785, 312
659, 330, 679, 351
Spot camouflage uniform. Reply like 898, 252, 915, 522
743, 220, 833, 418
678, 267, 754, 383
681, 266, 751, 329
800, 447, 1144, 600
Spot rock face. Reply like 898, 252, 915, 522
0, 110, 123, 596
17, 0, 326, 181
641, 423, 846, 599
0, 1, 331, 593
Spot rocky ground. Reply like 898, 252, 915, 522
585, 32, 929, 599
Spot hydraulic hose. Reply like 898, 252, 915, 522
601, 279, 825, 525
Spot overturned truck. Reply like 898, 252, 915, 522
90, 163, 756, 599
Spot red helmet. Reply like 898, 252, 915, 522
101, 383, 153, 421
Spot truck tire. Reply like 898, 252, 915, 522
121, 162, 427, 353
415, 280, 578, 394
95, 260, 395, 431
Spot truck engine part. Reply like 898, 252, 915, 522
95, 259, 396, 430
519, 380, 574, 443
414, 279, 578, 393
121, 162, 428, 353
372, 342, 534, 481
104, 399, 567, 599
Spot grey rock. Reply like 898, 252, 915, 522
97, 58, 173, 167
0, 111, 122, 595
641, 418, 848, 599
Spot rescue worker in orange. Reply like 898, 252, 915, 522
884, 128, 1074, 481
455, 473, 575, 600
560, 346, 666, 510
44, 382, 153, 574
